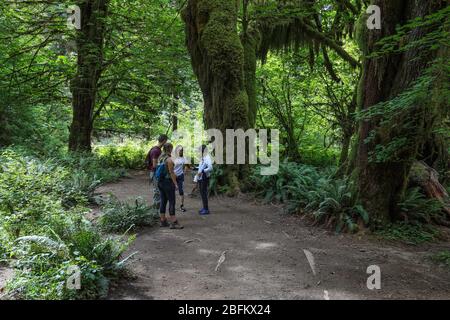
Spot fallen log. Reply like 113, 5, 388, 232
409, 161, 450, 217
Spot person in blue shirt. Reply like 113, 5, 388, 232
196, 144, 213, 215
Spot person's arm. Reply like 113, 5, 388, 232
197, 159, 205, 176
203, 156, 213, 174
152, 157, 158, 170
167, 158, 178, 188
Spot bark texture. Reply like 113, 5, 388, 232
69, 0, 108, 152
352, 0, 448, 224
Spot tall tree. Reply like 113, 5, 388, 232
183, 0, 254, 190
68, 0, 109, 152
352, 0, 449, 224
183, 0, 360, 190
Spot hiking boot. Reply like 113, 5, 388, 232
160, 220, 170, 228
170, 220, 184, 229
199, 208, 210, 215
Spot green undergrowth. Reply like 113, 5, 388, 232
98, 195, 158, 233
0, 147, 133, 299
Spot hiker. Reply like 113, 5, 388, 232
145, 134, 168, 209
196, 144, 213, 215
156, 143, 184, 229
174, 145, 187, 212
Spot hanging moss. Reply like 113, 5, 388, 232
183, 0, 251, 192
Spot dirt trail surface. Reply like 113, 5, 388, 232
100, 171, 450, 300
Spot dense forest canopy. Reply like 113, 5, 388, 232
1, 0, 449, 222
0, 0, 449, 300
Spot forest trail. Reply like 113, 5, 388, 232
99, 171, 450, 300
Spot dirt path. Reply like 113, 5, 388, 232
101, 171, 450, 300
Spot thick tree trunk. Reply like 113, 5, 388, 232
68, 0, 108, 152
352, 0, 447, 224
183, 0, 258, 192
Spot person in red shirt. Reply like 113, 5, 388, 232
145, 134, 168, 209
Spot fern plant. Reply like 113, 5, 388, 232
99, 196, 157, 233
249, 161, 369, 233
398, 187, 444, 223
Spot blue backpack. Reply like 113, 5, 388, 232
155, 156, 169, 182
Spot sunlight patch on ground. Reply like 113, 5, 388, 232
254, 242, 278, 250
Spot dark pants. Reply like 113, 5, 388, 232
176, 174, 184, 196
158, 179, 176, 216
199, 176, 209, 210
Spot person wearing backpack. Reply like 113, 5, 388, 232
156, 143, 184, 229
145, 134, 168, 209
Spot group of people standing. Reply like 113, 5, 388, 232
145, 135, 213, 229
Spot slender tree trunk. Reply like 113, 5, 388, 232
339, 131, 352, 167
172, 93, 179, 132
352, 0, 447, 224
68, 0, 108, 152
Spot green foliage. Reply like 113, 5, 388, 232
370, 6, 450, 58
249, 161, 368, 233
59, 153, 127, 186
94, 143, 148, 170
398, 187, 444, 224
305, 178, 369, 233
99, 196, 157, 233
431, 251, 450, 269
208, 165, 232, 196
0, 148, 133, 299
375, 222, 440, 245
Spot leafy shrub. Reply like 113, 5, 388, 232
95, 143, 148, 170
431, 251, 450, 268
249, 161, 368, 233
0, 230, 9, 264
250, 161, 321, 204
0, 148, 134, 299
59, 152, 127, 185
207, 165, 235, 195
305, 178, 369, 233
375, 222, 440, 245
99, 196, 157, 233
398, 187, 444, 223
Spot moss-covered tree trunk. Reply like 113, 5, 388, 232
183, 0, 258, 191
352, 0, 447, 225
68, 0, 108, 152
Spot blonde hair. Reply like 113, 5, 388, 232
174, 145, 184, 158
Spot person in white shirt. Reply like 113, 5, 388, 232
174, 145, 187, 212
196, 144, 213, 215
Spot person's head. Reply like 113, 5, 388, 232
163, 143, 173, 155
175, 145, 184, 158
158, 134, 168, 146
